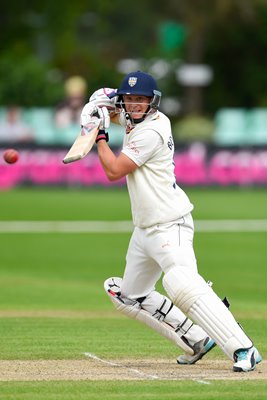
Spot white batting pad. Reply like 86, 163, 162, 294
104, 277, 194, 354
163, 267, 252, 360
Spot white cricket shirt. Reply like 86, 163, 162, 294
121, 111, 193, 228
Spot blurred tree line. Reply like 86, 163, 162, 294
1, 0, 267, 117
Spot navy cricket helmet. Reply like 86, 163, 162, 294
115, 71, 162, 110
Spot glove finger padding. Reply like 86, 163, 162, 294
89, 88, 117, 111
81, 88, 116, 127
97, 106, 110, 130
80, 102, 97, 126
80, 104, 110, 130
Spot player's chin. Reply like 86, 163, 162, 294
131, 112, 143, 119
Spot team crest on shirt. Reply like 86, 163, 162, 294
128, 77, 137, 87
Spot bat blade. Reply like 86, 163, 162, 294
63, 117, 100, 164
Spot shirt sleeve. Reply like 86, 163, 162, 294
121, 129, 163, 166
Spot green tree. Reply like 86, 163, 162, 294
1, 0, 267, 114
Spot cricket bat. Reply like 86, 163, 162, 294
62, 116, 101, 164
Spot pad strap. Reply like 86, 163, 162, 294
104, 277, 194, 355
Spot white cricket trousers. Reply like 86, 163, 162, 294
121, 213, 197, 300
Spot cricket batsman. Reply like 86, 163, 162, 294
81, 71, 262, 372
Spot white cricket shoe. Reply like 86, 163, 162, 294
177, 337, 216, 365
233, 346, 262, 372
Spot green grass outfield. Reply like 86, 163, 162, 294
0, 187, 266, 399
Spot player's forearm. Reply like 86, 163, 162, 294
96, 141, 123, 181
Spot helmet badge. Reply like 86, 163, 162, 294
128, 77, 137, 87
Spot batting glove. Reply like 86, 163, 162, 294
80, 104, 110, 130
96, 129, 109, 143
95, 106, 110, 130
89, 88, 117, 111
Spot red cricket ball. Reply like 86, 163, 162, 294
3, 148, 19, 164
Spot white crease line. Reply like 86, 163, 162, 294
84, 353, 213, 383
83, 352, 159, 380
